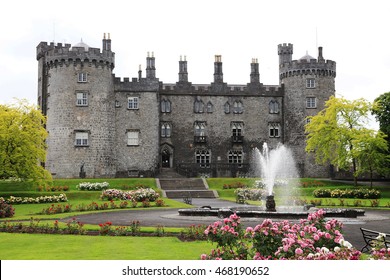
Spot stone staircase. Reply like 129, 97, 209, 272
156, 170, 218, 199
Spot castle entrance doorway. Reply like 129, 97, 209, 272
161, 146, 173, 168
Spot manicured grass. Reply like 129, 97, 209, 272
0, 233, 212, 260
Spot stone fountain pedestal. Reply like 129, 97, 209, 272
265, 195, 276, 212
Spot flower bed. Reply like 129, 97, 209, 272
100, 188, 159, 202
76, 182, 109, 191
313, 188, 381, 199
234, 188, 265, 204
0, 193, 67, 204
201, 209, 384, 260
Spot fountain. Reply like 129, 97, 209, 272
178, 143, 365, 219
251, 143, 299, 211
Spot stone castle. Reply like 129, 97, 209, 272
36, 34, 336, 178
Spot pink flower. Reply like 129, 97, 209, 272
313, 234, 320, 241
295, 248, 303, 255
201, 254, 207, 260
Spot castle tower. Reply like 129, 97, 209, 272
278, 43, 293, 65
279, 44, 336, 177
36, 34, 116, 178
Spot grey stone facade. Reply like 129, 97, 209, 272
36, 35, 336, 178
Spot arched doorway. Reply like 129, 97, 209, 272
160, 144, 174, 168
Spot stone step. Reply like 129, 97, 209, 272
159, 178, 206, 190
164, 190, 217, 199
157, 168, 185, 178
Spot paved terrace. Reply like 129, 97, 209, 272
65, 198, 390, 251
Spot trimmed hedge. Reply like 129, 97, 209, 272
313, 188, 381, 199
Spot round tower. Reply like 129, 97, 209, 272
278, 44, 336, 177
36, 34, 116, 178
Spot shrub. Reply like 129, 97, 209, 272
313, 188, 381, 199
155, 199, 165, 207
41, 204, 72, 215
0, 198, 15, 218
37, 186, 69, 192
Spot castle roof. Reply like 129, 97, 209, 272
72, 39, 89, 51
299, 51, 315, 62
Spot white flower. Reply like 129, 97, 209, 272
320, 247, 330, 254
339, 239, 353, 249
334, 246, 340, 252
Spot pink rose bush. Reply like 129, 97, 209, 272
202, 209, 365, 260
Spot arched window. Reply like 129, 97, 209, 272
269, 100, 280, 114
161, 123, 171, 138
194, 98, 204, 113
207, 101, 213, 113
224, 102, 230, 114
233, 101, 243, 114
161, 99, 171, 113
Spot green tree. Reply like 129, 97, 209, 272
372, 92, 390, 139
0, 100, 51, 185
305, 96, 388, 186
352, 129, 390, 186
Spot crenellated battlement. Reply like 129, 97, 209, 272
36, 41, 115, 69
157, 82, 283, 96
279, 59, 336, 79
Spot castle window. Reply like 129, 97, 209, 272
195, 149, 211, 168
161, 123, 171, 138
269, 123, 281, 138
207, 101, 214, 113
233, 101, 243, 114
231, 122, 243, 143
127, 130, 139, 146
75, 131, 89, 146
224, 102, 230, 114
194, 98, 204, 113
306, 97, 317, 108
269, 100, 280, 114
306, 78, 316, 88
76, 92, 88, 106
128, 97, 139, 110
228, 150, 243, 166
161, 99, 171, 113
194, 121, 207, 143
78, 72, 87, 83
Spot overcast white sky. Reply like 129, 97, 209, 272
1, 0, 389, 126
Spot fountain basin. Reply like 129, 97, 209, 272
178, 206, 365, 219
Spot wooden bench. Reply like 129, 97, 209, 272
360, 228, 390, 253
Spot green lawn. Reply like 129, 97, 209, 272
0, 233, 212, 260
1, 177, 390, 260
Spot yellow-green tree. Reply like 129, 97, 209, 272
305, 96, 388, 186
0, 100, 51, 185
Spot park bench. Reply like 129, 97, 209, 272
360, 227, 390, 253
